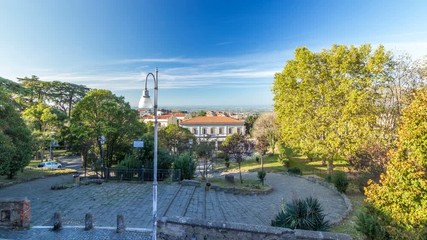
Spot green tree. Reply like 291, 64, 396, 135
365, 87, 427, 239
273, 44, 388, 174
251, 112, 279, 154
70, 89, 145, 168
195, 141, 214, 180
244, 114, 259, 135
44, 81, 89, 118
0, 94, 34, 178
158, 124, 195, 155
173, 152, 196, 180
222, 133, 253, 183
22, 103, 63, 160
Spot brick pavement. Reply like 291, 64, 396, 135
0, 172, 348, 239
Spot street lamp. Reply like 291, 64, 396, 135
188, 139, 193, 179
138, 68, 158, 240
99, 135, 106, 178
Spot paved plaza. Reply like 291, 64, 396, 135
0, 172, 348, 239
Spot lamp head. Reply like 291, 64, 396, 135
138, 89, 153, 109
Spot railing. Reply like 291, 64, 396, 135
104, 168, 181, 182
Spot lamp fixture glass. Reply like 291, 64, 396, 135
138, 89, 153, 109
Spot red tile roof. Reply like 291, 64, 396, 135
181, 116, 243, 125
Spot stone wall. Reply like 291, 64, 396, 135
157, 217, 352, 240
0, 197, 31, 229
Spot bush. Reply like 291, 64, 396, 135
117, 154, 142, 169
257, 171, 266, 183
271, 197, 329, 231
331, 171, 349, 193
287, 167, 302, 175
278, 153, 290, 168
173, 152, 196, 180
355, 205, 388, 240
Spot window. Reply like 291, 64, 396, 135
202, 128, 206, 135
219, 128, 223, 134
210, 128, 214, 134
237, 128, 241, 134
193, 128, 198, 135
228, 127, 232, 134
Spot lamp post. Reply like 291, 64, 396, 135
99, 135, 106, 178
188, 139, 193, 179
138, 68, 158, 240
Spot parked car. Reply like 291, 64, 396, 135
37, 161, 62, 169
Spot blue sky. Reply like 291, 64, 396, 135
1, 0, 427, 107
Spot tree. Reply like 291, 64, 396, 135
251, 112, 279, 154
22, 103, 64, 160
158, 124, 195, 155
375, 54, 427, 146
70, 90, 145, 168
222, 133, 253, 183
365, 88, 427, 239
44, 81, 89, 118
194, 141, 215, 180
273, 44, 389, 174
0, 93, 34, 179
244, 114, 259, 135
254, 136, 268, 185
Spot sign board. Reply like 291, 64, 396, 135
133, 140, 144, 148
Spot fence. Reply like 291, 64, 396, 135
104, 168, 181, 182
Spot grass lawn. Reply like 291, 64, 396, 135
218, 154, 350, 176
208, 177, 272, 193
0, 160, 77, 188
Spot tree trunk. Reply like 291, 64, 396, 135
261, 154, 264, 185
327, 158, 334, 175
238, 162, 243, 184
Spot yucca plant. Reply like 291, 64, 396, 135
271, 197, 329, 231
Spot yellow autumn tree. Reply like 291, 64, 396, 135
365, 87, 427, 239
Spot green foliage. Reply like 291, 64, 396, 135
0, 95, 34, 179
173, 152, 196, 180
273, 44, 389, 174
271, 197, 329, 231
277, 147, 294, 168
70, 89, 145, 167
356, 205, 388, 240
117, 154, 142, 169
244, 114, 259, 135
257, 170, 266, 184
331, 171, 349, 193
222, 133, 254, 184
365, 88, 427, 238
287, 167, 302, 175
159, 124, 195, 155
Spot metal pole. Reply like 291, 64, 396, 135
152, 68, 159, 240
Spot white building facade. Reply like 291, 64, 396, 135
180, 116, 245, 141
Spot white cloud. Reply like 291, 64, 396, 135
2, 50, 290, 92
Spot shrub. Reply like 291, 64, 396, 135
257, 171, 266, 184
271, 197, 329, 231
287, 167, 302, 175
331, 171, 349, 193
278, 153, 290, 168
355, 204, 388, 240
173, 152, 196, 180
117, 154, 142, 169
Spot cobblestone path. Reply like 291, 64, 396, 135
0, 172, 347, 231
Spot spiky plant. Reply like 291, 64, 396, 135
271, 197, 329, 231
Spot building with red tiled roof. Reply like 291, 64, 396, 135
180, 116, 245, 141
142, 113, 191, 127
